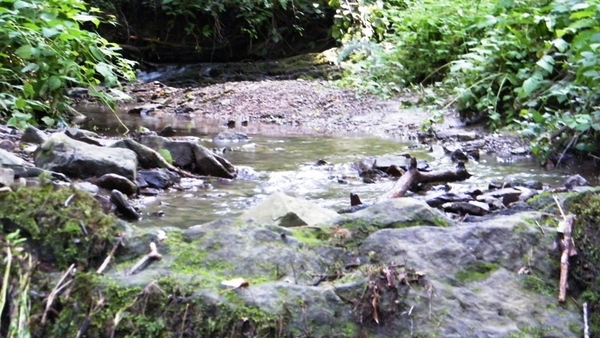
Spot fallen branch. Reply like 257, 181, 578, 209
127, 242, 162, 275
558, 215, 575, 303
42, 264, 76, 324
97, 237, 123, 274
584, 302, 590, 338
379, 157, 472, 201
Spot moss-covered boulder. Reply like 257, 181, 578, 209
0, 180, 120, 269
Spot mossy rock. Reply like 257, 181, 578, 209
31, 273, 280, 338
561, 189, 600, 335
0, 179, 119, 269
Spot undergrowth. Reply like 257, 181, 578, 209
336, 0, 600, 161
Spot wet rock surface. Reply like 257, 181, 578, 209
111, 195, 583, 337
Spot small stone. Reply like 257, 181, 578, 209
21, 126, 48, 144
91, 173, 138, 196
0, 140, 15, 151
0, 168, 15, 187
72, 181, 100, 195
157, 125, 176, 137
213, 131, 250, 144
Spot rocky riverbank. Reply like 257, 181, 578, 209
1, 63, 599, 336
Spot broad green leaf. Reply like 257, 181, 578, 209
41, 27, 60, 38
552, 38, 569, 52
47, 76, 61, 91
95, 62, 117, 85
88, 46, 104, 61
73, 13, 100, 26
22, 83, 34, 98
13, 0, 35, 9
15, 45, 37, 60
41, 116, 55, 127
521, 73, 543, 96
536, 55, 554, 73
158, 148, 173, 164
21, 63, 39, 73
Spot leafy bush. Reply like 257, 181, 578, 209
450, 0, 600, 157
131, 0, 330, 51
0, 0, 136, 127
337, 0, 600, 160
335, 0, 495, 97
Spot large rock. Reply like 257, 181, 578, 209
34, 133, 138, 180
138, 169, 180, 189
138, 135, 236, 178
0, 148, 27, 167
107, 207, 581, 337
241, 192, 339, 227
356, 211, 581, 337
336, 198, 452, 229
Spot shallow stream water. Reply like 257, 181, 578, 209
79, 106, 594, 229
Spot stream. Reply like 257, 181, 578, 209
78, 106, 591, 229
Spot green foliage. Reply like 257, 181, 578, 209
147, 0, 328, 52
336, 0, 495, 97
33, 273, 281, 337
0, 180, 118, 269
337, 0, 600, 159
0, 0, 135, 127
565, 190, 600, 335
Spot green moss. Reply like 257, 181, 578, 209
32, 272, 281, 337
0, 180, 118, 269
507, 326, 556, 338
521, 275, 555, 297
290, 227, 331, 246
455, 262, 500, 284
562, 190, 600, 335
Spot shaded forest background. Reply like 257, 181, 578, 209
0, 0, 599, 161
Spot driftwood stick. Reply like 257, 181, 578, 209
42, 264, 76, 324
127, 242, 162, 276
558, 215, 575, 302
380, 158, 472, 201
553, 195, 566, 219
97, 238, 123, 274
584, 302, 590, 338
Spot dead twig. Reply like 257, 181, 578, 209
127, 242, 162, 276
97, 237, 124, 274
584, 302, 590, 338
558, 215, 576, 302
534, 220, 545, 234
42, 264, 76, 324
553, 195, 566, 219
